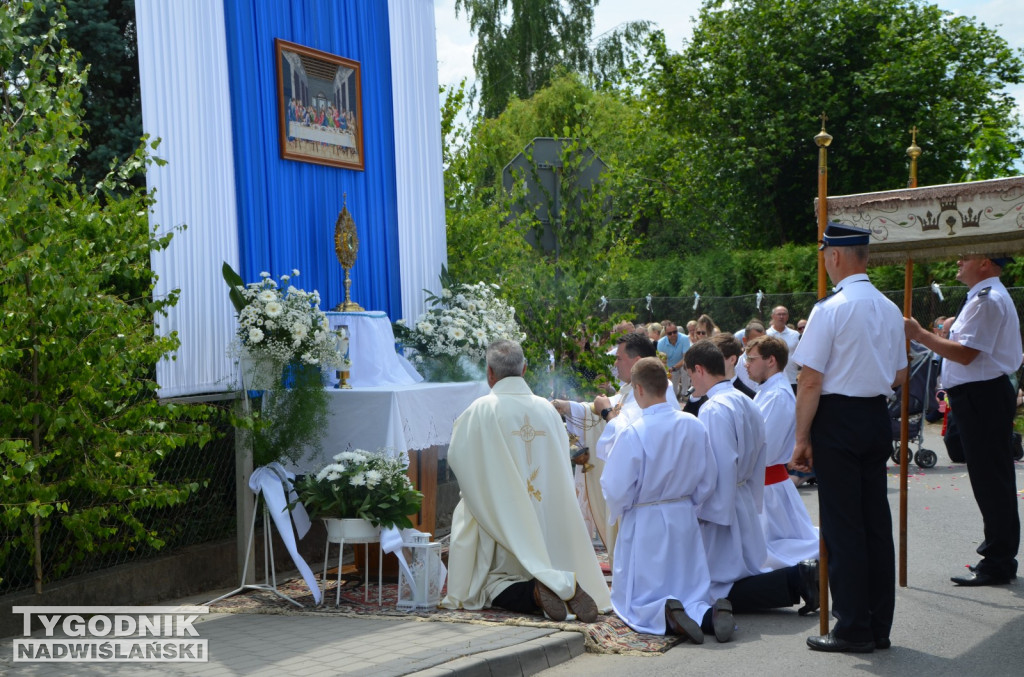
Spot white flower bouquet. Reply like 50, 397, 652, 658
294, 449, 423, 529
229, 269, 343, 369
393, 270, 525, 381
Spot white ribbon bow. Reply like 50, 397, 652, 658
599, 295, 608, 312
756, 289, 764, 310
380, 526, 447, 604
931, 282, 944, 302
249, 463, 320, 604
692, 291, 701, 311
645, 294, 653, 312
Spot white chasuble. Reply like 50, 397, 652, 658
602, 403, 717, 633
697, 381, 769, 599
441, 377, 611, 612
755, 372, 820, 569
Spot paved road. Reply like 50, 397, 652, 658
539, 421, 1024, 676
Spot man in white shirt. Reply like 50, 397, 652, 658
767, 306, 801, 393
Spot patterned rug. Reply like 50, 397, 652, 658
209, 545, 678, 656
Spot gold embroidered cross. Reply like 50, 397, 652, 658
511, 415, 546, 465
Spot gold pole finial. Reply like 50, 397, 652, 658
907, 127, 922, 188
814, 112, 833, 148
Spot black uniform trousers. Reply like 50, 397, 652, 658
811, 394, 895, 644
947, 374, 1019, 578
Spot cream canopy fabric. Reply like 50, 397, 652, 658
818, 176, 1024, 264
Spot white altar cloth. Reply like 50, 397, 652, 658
288, 381, 490, 473
325, 311, 422, 388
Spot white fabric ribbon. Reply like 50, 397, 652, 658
249, 463, 321, 604
599, 295, 608, 312
931, 282, 944, 302
756, 289, 764, 310
693, 291, 701, 311
645, 294, 653, 312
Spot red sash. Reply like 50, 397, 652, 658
765, 463, 789, 486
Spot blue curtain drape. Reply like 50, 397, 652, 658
222, 0, 400, 316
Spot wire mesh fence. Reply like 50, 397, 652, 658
0, 395, 238, 597
599, 285, 1016, 334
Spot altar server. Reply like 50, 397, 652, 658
441, 340, 611, 621
552, 332, 679, 560
602, 357, 733, 643
745, 335, 820, 568
684, 340, 769, 600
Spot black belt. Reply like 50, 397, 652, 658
947, 374, 1010, 396
820, 394, 887, 402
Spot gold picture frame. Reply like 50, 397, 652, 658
275, 38, 365, 171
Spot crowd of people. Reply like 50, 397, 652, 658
439, 223, 1021, 654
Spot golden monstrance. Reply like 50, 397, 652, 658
333, 194, 364, 311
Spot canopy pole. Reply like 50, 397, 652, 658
900, 129, 922, 588
813, 115, 833, 635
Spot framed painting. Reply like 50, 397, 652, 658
275, 38, 365, 171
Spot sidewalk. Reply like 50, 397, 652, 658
1, 584, 586, 677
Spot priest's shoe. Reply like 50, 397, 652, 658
951, 571, 1014, 587
796, 559, 819, 616
534, 582, 568, 621
711, 598, 734, 643
806, 631, 874, 653
566, 584, 598, 623
875, 637, 892, 650
664, 599, 704, 644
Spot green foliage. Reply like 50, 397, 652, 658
639, 0, 1024, 249
247, 363, 330, 468
456, 0, 650, 118
20, 0, 143, 191
0, 2, 217, 589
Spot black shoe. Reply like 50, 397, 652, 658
665, 599, 704, 644
711, 598, 735, 643
796, 559, 819, 616
951, 571, 1014, 587
875, 638, 892, 650
806, 631, 875, 653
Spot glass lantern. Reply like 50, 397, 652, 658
396, 532, 444, 610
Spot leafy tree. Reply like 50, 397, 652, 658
456, 0, 650, 118
21, 0, 143, 191
0, 2, 215, 592
643, 0, 1024, 248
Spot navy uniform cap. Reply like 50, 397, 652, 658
819, 222, 871, 250
990, 257, 1015, 268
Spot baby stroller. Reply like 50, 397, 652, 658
888, 340, 939, 469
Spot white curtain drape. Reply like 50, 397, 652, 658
388, 0, 447, 323
137, 0, 242, 397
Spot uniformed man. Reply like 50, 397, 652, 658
905, 254, 1022, 586
791, 223, 908, 653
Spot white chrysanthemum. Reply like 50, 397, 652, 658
364, 469, 382, 487
449, 327, 466, 341
291, 323, 309, 341
260, 271, 270, 278
265, 301, 283, 318
417, 321, 434, 335
258, 290, 276, 303
248, 327, 265, 344
472, 328, 486, 342
292, 269, 300, 277
350, 472, 366, 487
281, 275, 290, 283
441, 288, 452, 298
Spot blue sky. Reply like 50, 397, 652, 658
433, 0, 1024, 137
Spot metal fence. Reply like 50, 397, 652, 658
0, 395, 238, 597
600, 285, 1022, 334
